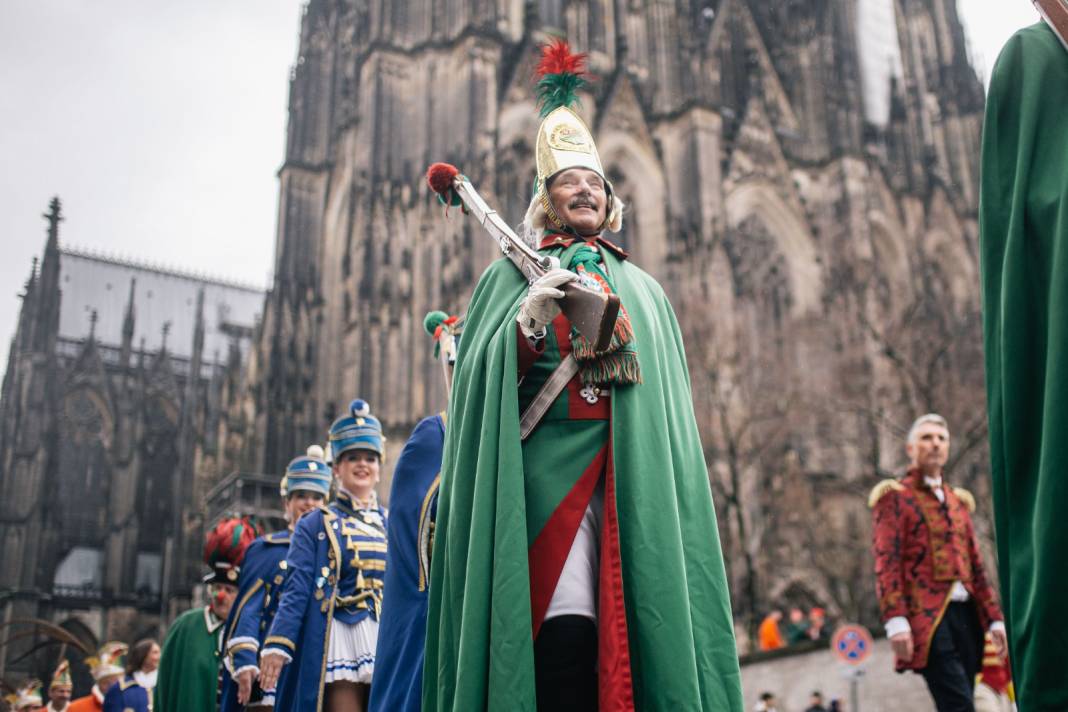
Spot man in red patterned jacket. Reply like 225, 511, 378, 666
869, 413, 1007, 712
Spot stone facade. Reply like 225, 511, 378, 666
226, 0, 993, 645
0, 199, 264, 683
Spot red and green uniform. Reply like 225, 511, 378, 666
423, 235, 742, 712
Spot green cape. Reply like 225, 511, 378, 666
980, 22, 1068, 711
423, 247, 742, 711
154, 607, 222, 712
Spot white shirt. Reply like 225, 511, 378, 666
546, 484, 604, 622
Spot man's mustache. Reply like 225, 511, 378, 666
569, 196, 599, 209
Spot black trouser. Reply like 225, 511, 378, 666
534, 615, 598, 712
920, 601, 984, 712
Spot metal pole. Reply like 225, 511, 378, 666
850, 671, 860, 712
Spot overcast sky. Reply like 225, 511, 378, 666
0, 2, 1042, 373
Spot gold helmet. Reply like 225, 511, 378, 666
532, 40, 620, 233
535, 107, 606, 191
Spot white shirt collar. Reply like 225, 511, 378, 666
134, 669, 157, 690
339, 486, 378, 510
923, 475, 943, 489
204, 604, 225, 633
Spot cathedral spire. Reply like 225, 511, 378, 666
120, 278, 137, 370
166, 287, 206, 601
137, 337, 147, 373
14, 258, 40, 354
44, 197, 63, 245
186, 288, 206, 399
41, 197, 63, 291
33, 196, 64, 354
192, 288, 206, 362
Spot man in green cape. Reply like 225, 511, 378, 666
155, 517, 256, 712
979, 11, 1068, 711
423, 40, 742, 712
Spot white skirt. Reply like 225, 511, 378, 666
325, 617, 378, 684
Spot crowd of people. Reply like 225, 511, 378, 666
4, 640, 159, 712
756, 607, 830, 651
753, 690, 842, 712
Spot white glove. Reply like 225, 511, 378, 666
516, 268, 577, 338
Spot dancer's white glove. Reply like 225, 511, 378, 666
516, 268, 577, 338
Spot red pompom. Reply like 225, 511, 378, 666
536, 38, 587, 78
426, 162, 460, 195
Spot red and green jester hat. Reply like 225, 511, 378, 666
422, 39, 743, 712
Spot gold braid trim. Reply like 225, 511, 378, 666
263, 635, 296, 652
539, 186, 565, 229
868, 479, 905, 508
952, 487, 976, 513
223, 579, 264, 645
417, 475, 442, 592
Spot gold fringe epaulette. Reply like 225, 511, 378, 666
952, 487, 976, 512
868, 479, 905, 508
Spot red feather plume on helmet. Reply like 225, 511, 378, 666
203, 515, 261, 568
535, 38, 587, 78
533, 38, 590, 117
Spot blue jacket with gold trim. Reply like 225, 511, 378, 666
102, 674, 150, 712
263, 492, 387, 711
369, 414, 444, 712
219, 530, 292, 712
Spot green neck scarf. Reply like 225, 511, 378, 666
563, 242, 642, 385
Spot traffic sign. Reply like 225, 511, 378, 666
831, 624, 874, 666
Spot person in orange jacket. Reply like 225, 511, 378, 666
67, 643, 127, 712
757, 610, 785, 651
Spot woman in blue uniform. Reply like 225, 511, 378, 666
100, 639, 159, 712
220, 446, 330, 711
259, 399, 388, 712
